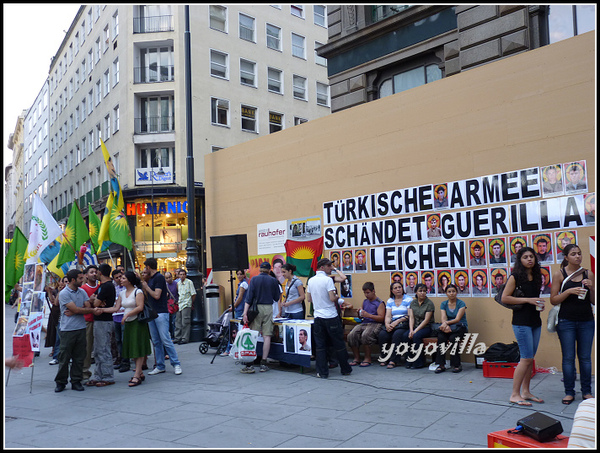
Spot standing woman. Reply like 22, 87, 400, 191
550, 244, 595, 404
502, 247, 546, 406
401, 283, 435, 369
435, 284, 468, 373
232, 270, 249, 319
378, 281, 411, 368
99, 271, 151, 387
281, 264, 305, 319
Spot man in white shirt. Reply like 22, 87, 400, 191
306, 258, 352, 379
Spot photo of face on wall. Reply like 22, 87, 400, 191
471, 269, 489, 296
330, 251, 340, 269
509, 235, 528, 264
541, 164, 564, 197
563, 160, 588, 194
31, 292, 45, 313
490, 268, 508, 296
390, 271, 403, 286
540, 266, 552, 296
555, 230, 577, 261
437, 270, 451, 296
434, 183, 449, 210
405, 271, 419, 295
297, 326, 312, 355
533, 233, 554, 264
354, 249, 367, 272
340, 275, 352, 298
469, 240, 486, 267
453, 269, 470, 296
488, 238, 507, 267
34, 264, 46, 291
426, 214, 442, 239
341, 251, 353, 273
24, 264, 36, 283
584, 192, 595, 226
421, 271, 436, 295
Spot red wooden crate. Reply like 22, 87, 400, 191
483, 360, 535, 378
488, 429, 568, 448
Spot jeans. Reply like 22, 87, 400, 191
313, 316, 352, 377
52, 323, 61, 360
399, 326, 432, 367
378, 326, 410, 364
91, 321, 115, 382
512, 324, 541, 359
556, 319, 594, 397
435, 327, 467, 368
148, 313, 181, 370
284, 311, 305, 320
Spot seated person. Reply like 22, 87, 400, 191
434, 284, 468, 374
347, 282, 385, 367
378, 281, 412, 368
399, 283, 435, 369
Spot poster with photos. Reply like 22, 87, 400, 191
405, 271, 419, 295
34, 264, 46, 291
341, 250, 353, 273
426, 214, 442, 240
540, 266, 552, 296
563, 160, 588, 194
421, 270, 436, 295
533, 233, 554, 264
540, 164, 564, 197
509, 235, 528, 264
340, 274, 352, 299
296, 323, 312, 355
437, 269, 451, 296
433, 183, 449, 210
555, 230, 578, 261
471, 269, 489, 296
584, 193, 595, 225
488, 237, 508, 267
329, 250, 341, 270
469, 239, 487, 268
490, 268, 509, 296
390, 271, 403, 286
354, 249, 367, 272
453, 269, 470, 297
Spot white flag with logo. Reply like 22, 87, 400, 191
25, 194, 64, 264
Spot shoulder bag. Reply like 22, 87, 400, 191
494, 277, 524, 310
166, 286, 179, 314
548, 267, 586, 333
137, 289, 159, 323
246, 298, 259, 324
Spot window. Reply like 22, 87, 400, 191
241, 105, 257, 132
314, 42, 327, 66
138, 46, 174, 83
88, 49, 94, 73
210, 50, 228, 79
211, 98, 229, 126
88, 90, 94, 114
112, 10, 119, 38
294, 117, 308, 126
76, 145, 81, 165
113, 105, 120, 132
81, 98, 87, 122
269, 112, 283, 133
103, 25, 110, 53
112, 58, 119, 86
75, 69, 80, 91
103, 70, 110, 97
314, 5, 326, 27
104, 114, 111, 139
266, 24, 281, 50
75, 107, 79, 129
96, 123, 102, 147
379, 64, 442, 98
293, 75, 307, 100
292, 33, 306, 59
267, 67, 283, 94
95, 80, 102, 105
239, 13, 255, 42
209, 5, 227, 32
139, 96, 174, 133
95, 38, 101, 63
291, 5, 304, 18
548, 5, 595, 44
240, 59, 256, 86
140, 147, 171, 170
316, 82, 329, 107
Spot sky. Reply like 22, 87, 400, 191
3, 3, 82, 167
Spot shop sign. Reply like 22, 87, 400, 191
126, 201, 188, 216
136, 167, 174, 185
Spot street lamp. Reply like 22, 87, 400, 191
150, 167, 165, 258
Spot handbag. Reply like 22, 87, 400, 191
494, 280, 524, 310
138, 292, 158, 323
166, 286, 179, 314
246, 298, 259, 324
547, 305, 560, 333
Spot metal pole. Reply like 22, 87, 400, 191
151, 169, 155, 258
184, 5, 204, 341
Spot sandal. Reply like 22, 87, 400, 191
349, 361, 360, 366
435, 366, 446, 374
583, 394, 594, 400
387, 362, 396, 369
128, 377, 142, 387
452, 366, 463, 373
379, 361, 388, 367
96, 381, 115, 387
562, 396, 575, 405
85, 380, 100, 386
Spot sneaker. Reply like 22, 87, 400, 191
259, 364, 270, 372
49, 359, 59, 365
220, 351, 230, 357
148, 368, 166, 375
316, 373, 328, 379
240, 365, 255, 374
174, 365, 182, 375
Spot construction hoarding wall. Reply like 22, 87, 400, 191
205, 32, 595, 370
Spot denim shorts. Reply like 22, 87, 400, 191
512, 324, 541, 359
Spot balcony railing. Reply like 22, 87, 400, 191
134, 116, 175, 134
371, 5, 411, 23
134, 66, 175, 84
133, 15, 174, 33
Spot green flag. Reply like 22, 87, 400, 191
107, 197, 133, 250
284, 237, 324, 278
5, 227, 28, 300
88, 203, 101, 253
56, 201, 90, 268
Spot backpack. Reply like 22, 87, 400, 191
494, 280, 524, 310
483, 342, 520, 362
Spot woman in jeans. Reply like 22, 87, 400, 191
550, 244, 595, 404
501, 247, 546, 406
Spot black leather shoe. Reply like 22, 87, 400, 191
55, 383, 66, 393
71, 382, 85, 391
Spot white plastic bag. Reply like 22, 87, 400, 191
230, 325, 258, 363
547, 305, 560, 333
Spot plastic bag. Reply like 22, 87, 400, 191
230, 325, 258, 363
547, 305, 560, 333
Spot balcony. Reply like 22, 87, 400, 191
134, 116, 175, 134
133, 15, 174, 33
134, 65, 175, 84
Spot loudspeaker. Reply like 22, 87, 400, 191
211, 235, 249, 271
517, 412, 563, 442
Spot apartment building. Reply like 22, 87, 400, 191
47, 4, 330, 271
7, 110, 27, 236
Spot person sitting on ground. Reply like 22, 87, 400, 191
378, 281, 411, 368
347, 282, 385, 367
434, 284, 468, 374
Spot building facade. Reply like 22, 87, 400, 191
319, 5, 595, 113
46, 4, 330, 273
7, 110, 27, 236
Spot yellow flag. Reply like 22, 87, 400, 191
101, 139, 124, 212
98, 192, 114, 247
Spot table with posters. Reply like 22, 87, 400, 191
230, 318, 313, 369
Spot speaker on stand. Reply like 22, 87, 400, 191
210, 234, 250, 310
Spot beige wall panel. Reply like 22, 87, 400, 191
205, 33, 595, 369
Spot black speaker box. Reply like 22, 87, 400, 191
210, 235, 249, 271
517, 412, 563, 442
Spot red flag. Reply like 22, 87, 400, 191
284, 237, 324, 277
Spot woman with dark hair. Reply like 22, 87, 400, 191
281, 263, 305, 319
434, 284, 468, 373
401, 283, 435, 369
378, 281, 411, 368
550, 243, 595, 404
501, 246, 546, 406
99, 271, 151, 387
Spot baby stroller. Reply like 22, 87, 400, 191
198, 309, 232, 357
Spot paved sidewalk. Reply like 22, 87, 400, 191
4, 309, 587, 448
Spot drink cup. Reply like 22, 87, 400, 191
536, 301, 544, 311
578, 289, 588, 300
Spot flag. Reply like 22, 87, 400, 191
98, 192, 114, 247
25, 193, 63, 264
39, 239, 61, 265
284, 237, 324, 278
106, 196, 133, 250
5, 227, 28, 300
56, 201, 90, 268
101, 139, 124, 212
89, 203, 102, 253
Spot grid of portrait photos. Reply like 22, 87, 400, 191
14, 263, 47, 352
